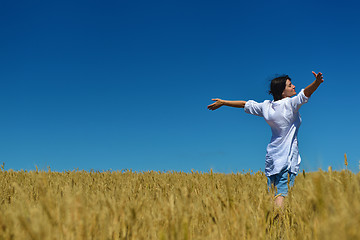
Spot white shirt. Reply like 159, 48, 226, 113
244, 89, 309, 176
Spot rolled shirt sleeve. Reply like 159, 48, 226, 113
244, 100, 264, 117
289, 89, 309, 111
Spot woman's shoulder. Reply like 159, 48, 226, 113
263, 100, 272, 104
270, 98, 289, 105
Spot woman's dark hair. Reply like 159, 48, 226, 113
269, 75, 291, 101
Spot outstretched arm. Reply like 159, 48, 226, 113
207, 99, 246, 111
304, 71, 324, 98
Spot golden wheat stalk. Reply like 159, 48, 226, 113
344, 153, 348, 169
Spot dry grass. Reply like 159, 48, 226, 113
0, 168, 359, 239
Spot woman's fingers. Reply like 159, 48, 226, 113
207, 103, 216, 110
208, 98, 224, 110
312, 71, 324, 82
312, 71, 323, 80
207, 101, 220, 110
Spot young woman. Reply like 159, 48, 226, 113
207, 71, 324, 207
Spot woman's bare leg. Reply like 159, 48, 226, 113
274, 195, 285, 208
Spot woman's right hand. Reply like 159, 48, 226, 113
207, 98, 224, 111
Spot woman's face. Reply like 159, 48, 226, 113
282, 79, 296, 98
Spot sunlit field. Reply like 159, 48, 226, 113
0, 167, 359, 240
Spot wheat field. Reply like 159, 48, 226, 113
0, 168, 359, 240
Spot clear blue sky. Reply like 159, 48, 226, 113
1, 0, 359, 173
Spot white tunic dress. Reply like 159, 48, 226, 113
244, 89, 309, 176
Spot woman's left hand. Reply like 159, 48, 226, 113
312, 71, 324, 83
